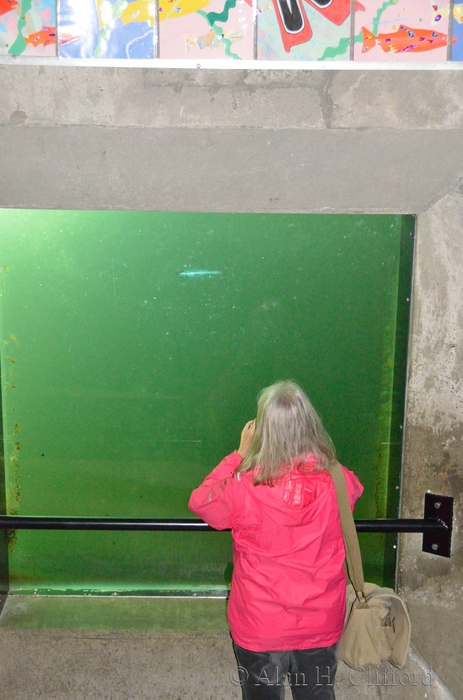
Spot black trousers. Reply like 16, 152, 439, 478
232, 642, 338, 700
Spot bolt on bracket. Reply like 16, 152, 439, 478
422, 493, 453, 558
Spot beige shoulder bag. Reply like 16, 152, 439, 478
327, 460, 411, 669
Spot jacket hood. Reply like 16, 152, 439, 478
241, 455, 333, 524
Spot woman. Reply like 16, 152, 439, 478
188, 381, 363, 700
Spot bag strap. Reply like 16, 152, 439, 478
327, 460, 365, 598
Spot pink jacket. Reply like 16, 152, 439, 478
189, 451, 363, 652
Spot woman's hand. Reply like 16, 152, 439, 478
238, 419, 256, 458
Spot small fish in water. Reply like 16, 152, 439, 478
178, 269, 222, 278
362, 25, 453, 53
0, 0, 18, 16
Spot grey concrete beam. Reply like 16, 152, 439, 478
1, 125, 463, 212
2, 67, 463, 131
2, 67, 463, 213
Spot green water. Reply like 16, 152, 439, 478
0, 210, 414, 594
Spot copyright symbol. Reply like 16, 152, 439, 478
229, 666, 249, 686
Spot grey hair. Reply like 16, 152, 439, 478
237, 381, 335, 486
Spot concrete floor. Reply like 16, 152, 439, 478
0, 596, 456, 700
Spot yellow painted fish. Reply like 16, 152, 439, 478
159, 0, 210, 22
120, 0, 156, 26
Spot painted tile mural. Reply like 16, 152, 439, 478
257, 0, 357, 60
0, 0, 461, 60
158, 0, 253, 59
451, 3, 463, 59
59, 0, 157, 59
0, 0, 56, 56
354, 0, 452, 61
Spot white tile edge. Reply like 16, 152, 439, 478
2, 57, 463, 70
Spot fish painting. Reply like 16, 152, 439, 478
362, 25, 453, 53
178, 269, 222, 278
25, 26, 56, 48
185, 29, 244, 51
0, 0, 18, 16
59, 32, 82, 47
120, 0, 156, 27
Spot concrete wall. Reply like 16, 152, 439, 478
1, 64, 462, 695
399, 188, 463, 699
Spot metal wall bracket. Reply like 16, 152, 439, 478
422, 493, 453, 558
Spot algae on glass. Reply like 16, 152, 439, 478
0, 210, 413, 595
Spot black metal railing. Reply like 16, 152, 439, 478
0, 515, 449, 533
0, 492, 453, 557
